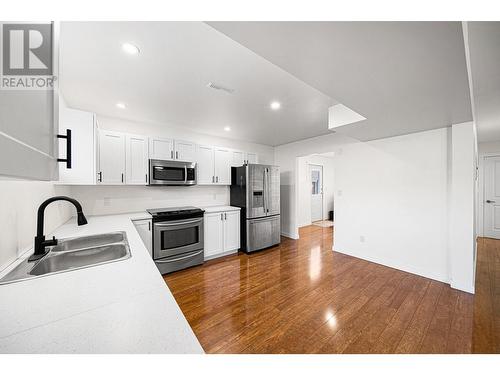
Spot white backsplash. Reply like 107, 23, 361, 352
0, 180, 72, 271
68, 184, 229, 216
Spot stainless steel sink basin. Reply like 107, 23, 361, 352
51, 232, 125, 252
0, 231, 131, 285
30, 244, 129, 276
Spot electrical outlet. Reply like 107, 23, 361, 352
359, 235, 365, 243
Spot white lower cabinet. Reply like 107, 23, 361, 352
133, 219, 153, 256
204, 209, 240, 260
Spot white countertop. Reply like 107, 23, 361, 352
201, 205, 241, 213
0, 212, 204, 354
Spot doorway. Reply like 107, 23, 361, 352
310, 164, 323, 222
484, 155, 500, 239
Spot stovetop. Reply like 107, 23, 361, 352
147, 206, 204, 221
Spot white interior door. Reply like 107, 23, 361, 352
310, 164, 323, 222
484, 156, 500, 239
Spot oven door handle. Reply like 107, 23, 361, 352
154, 218, 203, 227
155, 250, 204, 263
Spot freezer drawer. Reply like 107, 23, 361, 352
246, 215, 281, 252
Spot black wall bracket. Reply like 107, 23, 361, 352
57, 129, 72, 169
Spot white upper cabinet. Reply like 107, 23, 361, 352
58, 107, 97, 185
98, 130, 126, 184
214, 148, 232, 185
149, 137, 174, 160
231, 150, 245, 167
174, 140, 196, 162
125, 134, 149, 185
246, 152, 258, 164
196, 144, 215, 184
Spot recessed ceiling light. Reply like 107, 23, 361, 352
122, 42, 140, 55
270, 101, 281, 110
116, 102, 126, 109
224, 126, 231, 132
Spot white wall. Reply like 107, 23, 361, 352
97, 115, 275, 164
274, 133, 354, 238
297, 154, 335, 227
449, 122, 477, 293
333, 128, 451, 284
0, 180, 72, 271
68, 184, 228, 216
275, 126, 477, 293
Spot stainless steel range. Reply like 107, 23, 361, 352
147, 206, 204, 274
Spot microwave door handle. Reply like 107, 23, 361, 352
184, 165, 187, 184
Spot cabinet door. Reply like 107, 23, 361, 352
231, 150, 245, 167
174, 140, 196, 162
149, 137, 174, 160
214, 147, 232, 185
125, 134, 149, 185
98, 130, 125, 184
246, 152, 258, 164
133, 219, 152, 256
224, 210, 240, 252
196, 145, 215, 184
204, 212, 224, 258
58, 107, 96, 184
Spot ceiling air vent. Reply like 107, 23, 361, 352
206, 82, 235, 94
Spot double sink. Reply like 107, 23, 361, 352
0, 232, 131, 285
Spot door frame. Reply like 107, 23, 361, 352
478, 152, 500, 237
309, 163, 324, 223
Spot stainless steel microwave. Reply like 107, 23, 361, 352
149, 159, 197, 186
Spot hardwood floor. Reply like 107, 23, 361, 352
473, 237, 500, 353
164, 225, 498, 353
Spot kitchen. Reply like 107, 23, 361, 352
1, 9, 500, 370
0, 21, 286, 354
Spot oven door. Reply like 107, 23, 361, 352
153, 217, 204, 259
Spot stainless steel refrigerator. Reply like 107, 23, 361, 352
230, 164, 280, 253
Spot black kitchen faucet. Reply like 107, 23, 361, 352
29, 196, 88, 262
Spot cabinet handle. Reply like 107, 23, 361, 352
121, 173, 124, 183
148, 221, 151, 231
176, 151, 179, 159
221, 213, 223, 221
171, 150, 174, 159
98, 171, 102, 182
145, 174, 148, 183
225, 213, 227, 220
57, 129, 72, 169
212, 176, 215, 183
216, 176, 219, 183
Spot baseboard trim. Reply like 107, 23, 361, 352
333, 247, 450, 286
281, 231, 299, 240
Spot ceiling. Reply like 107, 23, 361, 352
208, 22, 474, 141
59, 22, 337, 146
467, 22, 500, 143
